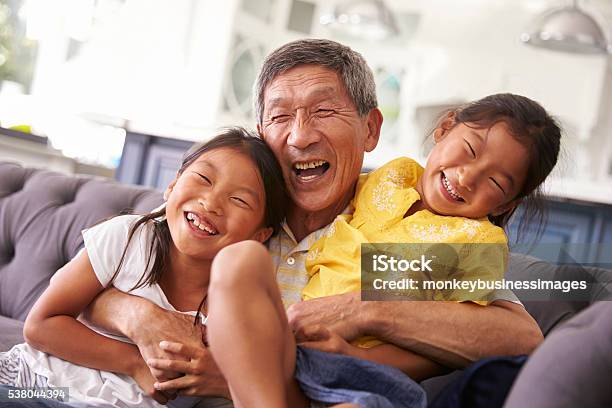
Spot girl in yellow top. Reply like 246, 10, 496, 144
303, 94, 561, 310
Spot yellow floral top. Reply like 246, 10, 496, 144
303, 157, 509, 347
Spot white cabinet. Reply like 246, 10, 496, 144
0, 129, 76, 174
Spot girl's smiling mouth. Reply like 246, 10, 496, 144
185, 211, 219, 236
440, 173, 465, 202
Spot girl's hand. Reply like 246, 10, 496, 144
296, 325, 353, 356
131, 307, 206, 382
130, 358, 171, 405
147, 341, 230, 399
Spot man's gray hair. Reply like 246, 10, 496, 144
254, 38, 378, 125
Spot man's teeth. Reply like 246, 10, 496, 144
186, 212, 217, 234
294, 160, 326, 170
442, 175, 463, 201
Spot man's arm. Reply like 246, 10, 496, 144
83, 288, 202, 352
83, 288, 230, 397
287, 293, 543, 368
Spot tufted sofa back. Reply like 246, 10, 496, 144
0, 162, 163, 321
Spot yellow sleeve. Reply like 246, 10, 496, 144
449, 224, 508, 305
303, 216, 384, 348
303, 215, 366, 300
352, 157, 423, 227
303, 155, 422, 301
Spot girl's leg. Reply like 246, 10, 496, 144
207, 240, 308, 408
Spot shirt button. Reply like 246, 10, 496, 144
287, 257, 295, 265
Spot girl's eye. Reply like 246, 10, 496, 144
231, 197, 250, 207
490, 177, 505, 194
194, 172, 211, 184
465, 140, 476, 158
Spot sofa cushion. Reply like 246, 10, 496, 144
0, 315, 24, 351
506, 253, 612, 335
0, 162, 163, 321
504, 301, 612, 408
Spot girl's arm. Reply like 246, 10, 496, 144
298, 327, 449, 381
22, 249, 167, 402
351, 344, 450, 381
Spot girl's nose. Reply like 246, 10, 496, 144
198, 196, 223, 216
456, 167, 475, 192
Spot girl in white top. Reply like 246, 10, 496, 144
0, 127, 288, 407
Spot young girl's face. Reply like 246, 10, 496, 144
164, 147, 273, 260
416, 121, 529, 220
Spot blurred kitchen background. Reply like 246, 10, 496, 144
1, 0, 612, 205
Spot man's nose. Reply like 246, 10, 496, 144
198, 194, 223, 216
287, 110, 320, 149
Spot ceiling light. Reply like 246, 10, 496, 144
521, 0, 610, 55
320, 0, 399, 40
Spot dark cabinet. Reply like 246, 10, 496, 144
116, 131, 193, 190
508, 200, 612, 265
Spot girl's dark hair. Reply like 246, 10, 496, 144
111, 127, 288, 300
435, 93, 561, 242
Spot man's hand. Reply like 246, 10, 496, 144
287, 292, 363, 341
147, 341, 231, 399
84, 288, 204, 381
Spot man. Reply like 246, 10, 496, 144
85, 39, 542, 404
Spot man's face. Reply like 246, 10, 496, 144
259, 64, 381, 213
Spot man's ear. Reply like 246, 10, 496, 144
257, 123, 264, 139
491, 198, 522, 217
163, 178, 178, 201
364, 108, 383, 152
252, 227, 274, 243
433, 112, 457, 143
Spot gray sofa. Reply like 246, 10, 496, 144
0, 161, 162, 349
1, 161, 611, 404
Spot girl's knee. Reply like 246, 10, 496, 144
211, 240, 273, 287
220, 240, 268, 257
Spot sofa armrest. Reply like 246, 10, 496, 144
0, 315, 24, 351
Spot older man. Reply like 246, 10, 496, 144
85, 39, 542, 404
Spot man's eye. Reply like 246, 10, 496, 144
315, 109, 334, 116
271, 114, 290, 122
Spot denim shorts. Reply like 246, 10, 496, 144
295, 346, 427, 408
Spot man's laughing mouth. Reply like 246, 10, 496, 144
293, 160, 330, 182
